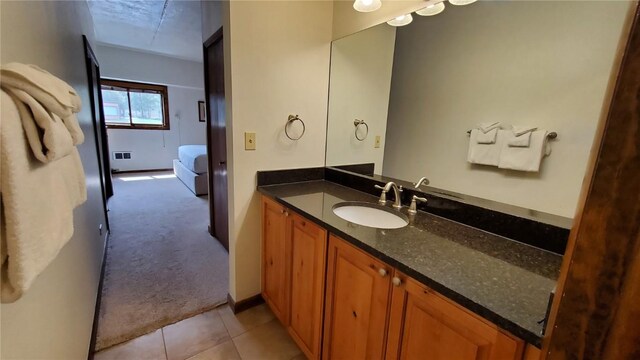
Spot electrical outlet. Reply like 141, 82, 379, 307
245, 132, 256, 150
374, 135, 381, 148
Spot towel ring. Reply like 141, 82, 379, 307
285, 115, 305, 141
354, 119, 369, 141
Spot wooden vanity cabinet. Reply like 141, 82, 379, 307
322, 234, 393, 360
263, 197, 531, 360
386, 272, 524, 360
288, 211, 328, 359
261, 196, 327, 359
261, 196, 290, 325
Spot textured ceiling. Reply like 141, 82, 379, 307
88, 0, 203, 61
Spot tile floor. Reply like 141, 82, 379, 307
94, 303, 304, 360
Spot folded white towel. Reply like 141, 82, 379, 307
0, 90, 87, 303
511, 125, 537, 136
0, 63, 84, 146
499, 129, 549, 172
5, 88, 75, 162
467, 129, 506, 166
476, 128, 498, 144
508, 131, 532, 147
478, 121, 501, 133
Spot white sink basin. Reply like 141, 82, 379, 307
332, 201, 409, 229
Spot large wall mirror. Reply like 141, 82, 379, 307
325, 0, 631, 219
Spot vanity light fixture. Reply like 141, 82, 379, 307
353, 0, 382, 13
448, 0, 477, 5
387, 13, 413, 27
416, 2, 445, 16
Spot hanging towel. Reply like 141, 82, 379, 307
0, 89, 87, 303
478, 121, 501, 133
4, 88, 75, 162
508, 125, 537, 147
0, 63, 84, 146
498, 129, 549, 172
467, 129, 507, 166
477, 128, 498, 144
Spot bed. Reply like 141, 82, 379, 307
173, 145, 208, 195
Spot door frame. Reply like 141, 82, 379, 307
83, 35, 112, 230
203, 27, 225, 240
542, 3, 640, 358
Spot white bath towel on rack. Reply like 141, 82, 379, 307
0, 88, 87, 303
467, 129, 507, 166
498, 129, 550, 172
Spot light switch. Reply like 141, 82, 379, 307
374, 135, 381, 148
245, 132, 256, 150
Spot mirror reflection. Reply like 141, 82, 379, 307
325, 0, 630, 218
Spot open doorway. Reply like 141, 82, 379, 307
85, 0, 230, 354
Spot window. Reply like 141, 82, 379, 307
101, 79, 170, 130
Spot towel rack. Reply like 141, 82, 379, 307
466, 129, 557, 139
285, 114, 305, 140
354, 119, 369, 141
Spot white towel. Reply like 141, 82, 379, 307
5, 88, 75, 162
478, 121, 501, 133
467, 129, 506, 166
476, 128, 498, 144
1, 89, 87, 303
508, 125, 537, 147
0, 63, 84, 147
499, 129, 549, 172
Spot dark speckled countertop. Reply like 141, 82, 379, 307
258, 180, 561, 347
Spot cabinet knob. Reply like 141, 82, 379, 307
284, 211, 289, 217
378, 268, 388, 277
392, 277, 402, 287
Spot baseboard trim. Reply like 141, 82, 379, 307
112, 168, 173, 174
87, 230, 110, 359
227, 293, 264, 314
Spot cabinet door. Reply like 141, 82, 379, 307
386, 272, 524, 360
288, 213, 328, 360
323, 235, 393, 360
261, 196, 290, 325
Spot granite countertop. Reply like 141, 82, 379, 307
258, 180, 562, 347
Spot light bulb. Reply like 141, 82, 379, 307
449, 0, 477, 5
416, 2, 445, 16
387, 13, 413, 26
353, 0, 382, 12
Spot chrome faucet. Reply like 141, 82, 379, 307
374, 182, 403, 210
414, 176, 429, 188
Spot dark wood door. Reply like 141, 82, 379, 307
83, 35, 113, 230
203, 29, 229, 251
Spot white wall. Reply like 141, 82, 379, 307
383, 1, 632, 217
201, 0, 223, 41
97, 45, 206, 171
0, 1, 107, 358
326, 24, 396, 173
220, 1, 333, 301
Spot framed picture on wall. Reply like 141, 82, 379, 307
198, 101, 206, 122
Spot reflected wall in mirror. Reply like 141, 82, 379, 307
326, 0, 632, 218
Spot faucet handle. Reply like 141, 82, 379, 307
374, 184, 387, 204
412, 195, 427, 203
414, 177, 429, 189
408, 195, 428, 215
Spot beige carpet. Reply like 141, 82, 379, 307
95, 172, 228, 351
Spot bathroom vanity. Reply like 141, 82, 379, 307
258, 169, 566, 360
